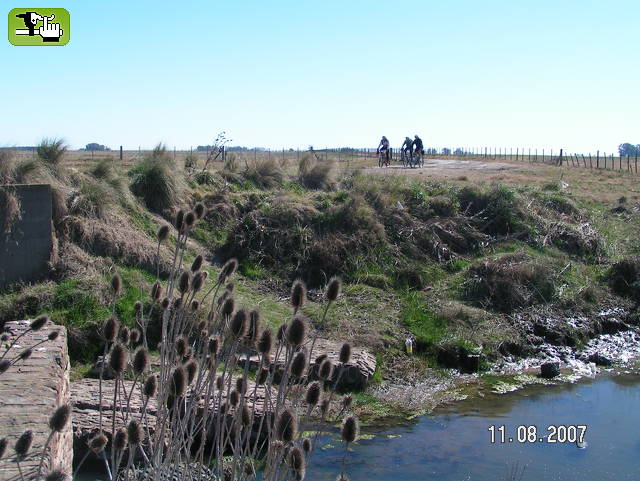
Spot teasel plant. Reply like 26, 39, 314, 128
66, 201, 362, 481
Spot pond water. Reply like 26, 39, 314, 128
77, 365, 640, 480
307, 365, 640, 481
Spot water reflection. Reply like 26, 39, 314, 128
306, 367, 640, 481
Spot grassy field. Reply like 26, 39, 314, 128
2, 143, 639, 417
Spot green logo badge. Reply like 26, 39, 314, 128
8, 8, 69, 46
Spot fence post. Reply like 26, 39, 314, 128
119, 146, 123, 161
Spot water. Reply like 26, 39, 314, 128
307, 366, 640, 481
77, 366, 640, 480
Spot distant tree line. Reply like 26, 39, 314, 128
84, 142, 110, 151
618, 143, 640, 156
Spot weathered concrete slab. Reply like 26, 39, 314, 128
0, 320, 71, 480
0, 184, 53, 289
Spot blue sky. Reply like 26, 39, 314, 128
2, 1, 638, 151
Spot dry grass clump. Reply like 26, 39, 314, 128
37, 138, 67, 167
458, 185, 531, 236
129, 144, 179, 213
62, 214, 174, 276
544, 221, 604, 261
243, 157, 284, 188
68, 181, 113, 218
608, 257, 640, 299
298, 153, 335, 190
465, 253, 557, 313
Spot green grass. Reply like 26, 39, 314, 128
399, 289, 447, 347
49, 280, 110, 327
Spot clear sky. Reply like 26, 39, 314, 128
2, 1, 638, 152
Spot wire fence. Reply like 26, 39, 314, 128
8, 145, 640, 174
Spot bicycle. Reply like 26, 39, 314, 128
400, 149, 411, 168
377, 149, 390, 168
413, 149, 424, 168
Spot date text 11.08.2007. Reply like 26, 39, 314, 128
488, 425, 587, 444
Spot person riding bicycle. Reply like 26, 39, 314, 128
413, 135, 424, 156
377, 136, 390, 163
401, 137, 414, 157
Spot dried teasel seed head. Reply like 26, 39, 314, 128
175, 336, 187, 358
20, 349, 32, 361
103, 317, 118, 342
290, 280, 307, 311
276, 409, 297, 443
178, 271, 190, 295
184, 211, 196, 228
220, 402, 229, 415
175, 209, 185, 231
127, 420, 144, 445
150, 281, 162, 301
48, 330, 60, 341
271, 440, 284, 452
190, 300, 200, 312
229, 308, 248, 338
319, 359, 333, 381
1, 334, 8, 342
157, 224, 170, 242
113, 428, 127, 451
288, 446, 305, 476
241, 405, 251, 426
208, 336, 220, 356
30, 314, 49, 331
229, 390, 240, 407
192, 272, 205, 293
302, 438, 312, 453
134, 301, 143, 313
170, 366, 187, 397
88, 433, 107, 454
291, 350, 307, 378
173, 297, 183, 310
133, 348, 149, 375
191, 254, 204, 273
235, 377, 247, 394
143, 375, 157, 397
161, 297, 170, 310
221, 297, 235, 318
286, 316, 308, 347
207, 310, 216, 322
194, 202, 206, 219
315, 353, 327, 365
256, 368, 269, 385
215, 375, 224, 391
185, 360, 197, 385
0, 360, 10, 374
342, 394, 353, 410
14, 430, 33, 457
130, 328, 141, 345
49, 404, 71, 432
339, 343, 351, 364
320, 398, 330, 417
109, 344, 127, 375
119, 326, 130, 345
166, 395, 176, 410
326, 276, 342, 302
110, 274, 122, 295
247, 309, 261, 342
226, 282, 235, 293
0, 437, 7, 460
197, 320, 207, 332
305, 382, 321, 406
341, 416, 359, 444
218, 258, 238, 283
257, 327, 273, 356
277, 323, 286, 342
44, 469, 67, 481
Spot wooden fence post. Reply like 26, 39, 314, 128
119, 146, 123, 161
596, 151, 599, 169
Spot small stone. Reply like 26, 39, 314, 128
540, 361, 560, 379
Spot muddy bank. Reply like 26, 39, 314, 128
363, 306, 640, 423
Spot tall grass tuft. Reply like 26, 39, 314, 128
37, 138, 67, 166
129, 143, 178, 213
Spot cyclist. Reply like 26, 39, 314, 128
377, 136, 390, 165
401, 136, 414, 156
413, 135, 424, 166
